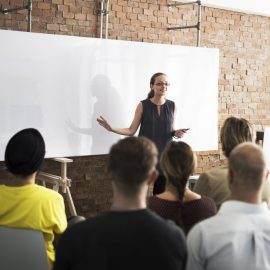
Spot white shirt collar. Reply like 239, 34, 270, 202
219, 200, 269, 215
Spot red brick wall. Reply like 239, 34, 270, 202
1, 0, 270, 217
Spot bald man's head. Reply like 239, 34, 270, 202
229, 142, 267, 193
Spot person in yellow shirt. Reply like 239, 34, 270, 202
0, 128, 67, 269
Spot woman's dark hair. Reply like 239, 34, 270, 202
220, 117, 253, 158
160, 141, 195, 231
147, 72, 167, 99
160, 141, 195, 202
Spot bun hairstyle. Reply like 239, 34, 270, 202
147, 72, 167, 99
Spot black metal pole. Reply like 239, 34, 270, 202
167, 0, 202, 47
28, 0, 32, 32
168, 24, 198, 31
0, 0, 32, 32
0, 6, 29, 14
168, 1, 199, 7
196, 0, 201, 46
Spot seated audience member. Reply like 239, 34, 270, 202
54, 137, 186, 270
148, 141, 217, 234
194, 116, 270, 209
186, 142, 270, 270
0, 128, 67, 269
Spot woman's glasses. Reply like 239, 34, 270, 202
154, 82, 170, 87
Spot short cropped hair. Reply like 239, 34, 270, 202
107, 137, 158, 195
229, 142, 266, 192
220, 117, 253, 158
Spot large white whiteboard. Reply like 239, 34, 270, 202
0, 30, 219, 160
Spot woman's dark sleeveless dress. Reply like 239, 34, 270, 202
139, 99, 175, 194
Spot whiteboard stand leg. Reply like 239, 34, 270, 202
37, 158, 78, 216
66, 187, 77, 216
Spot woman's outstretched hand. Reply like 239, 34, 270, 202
174, 128, 189, 138
97, 116, 113, 132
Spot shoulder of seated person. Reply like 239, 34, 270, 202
203, 166, 227, 178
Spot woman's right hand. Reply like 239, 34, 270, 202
97, 116, 113, 132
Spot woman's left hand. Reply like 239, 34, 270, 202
174, 128, 189, 138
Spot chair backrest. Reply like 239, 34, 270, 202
0, 226, 49, 270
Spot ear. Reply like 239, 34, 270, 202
147, 169, 159, 186
263, 169, 269, 182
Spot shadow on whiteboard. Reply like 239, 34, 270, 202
66, 74, 123, 155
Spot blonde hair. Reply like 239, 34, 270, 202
220, 117, 253, 158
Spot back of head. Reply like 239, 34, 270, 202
229, 142, 266, 193
108, 136, 158, 195
220, 117, 253, 158
4, 128, 46, 177
160, 141, 195, 200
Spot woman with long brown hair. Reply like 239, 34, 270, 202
148, 141, 217, 233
